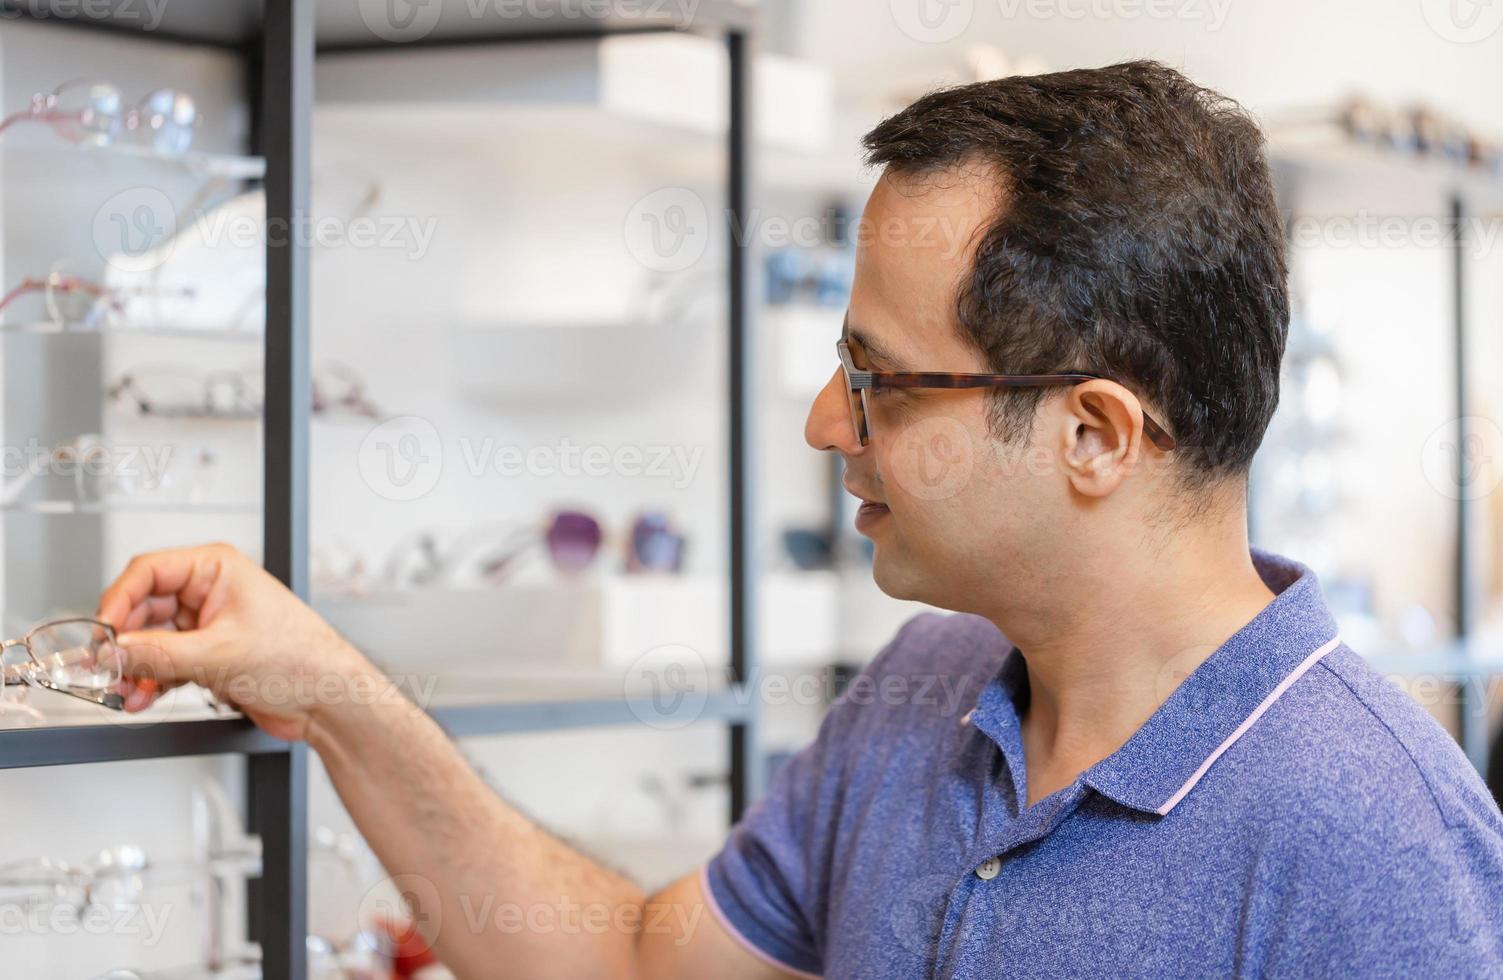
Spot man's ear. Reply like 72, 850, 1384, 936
1058, 380, 1144, 497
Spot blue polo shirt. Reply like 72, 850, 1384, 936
702, 551, 1503, 977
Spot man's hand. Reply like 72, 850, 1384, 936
96, 542, 372, 741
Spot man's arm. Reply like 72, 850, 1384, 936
96, 542, 793, 980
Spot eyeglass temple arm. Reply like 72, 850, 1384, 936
867, 371, 1178, 451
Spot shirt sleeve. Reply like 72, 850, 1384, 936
1258, 821, 1503, 976
700, 616, 940, 978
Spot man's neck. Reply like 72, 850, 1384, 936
989, 523, 1277, 808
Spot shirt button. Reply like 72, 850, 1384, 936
976, 857, 1001, 880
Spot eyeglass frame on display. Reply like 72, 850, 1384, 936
836, 335, 1177, 452
107, 365, 263, 420
0, 617, 124, 709
0, 266, 198, 331
0, 80, 199, 156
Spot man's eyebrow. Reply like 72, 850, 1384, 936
843, 317, 906, 371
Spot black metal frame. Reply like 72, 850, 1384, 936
0, 4, 758, 978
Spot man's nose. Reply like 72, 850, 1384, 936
805, 368, 864, 456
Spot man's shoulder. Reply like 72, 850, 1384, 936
1232, 642, 1503, 855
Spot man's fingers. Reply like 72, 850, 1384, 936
120, 594, 182, 634
115, 628, 206, 688
97, 546, 228, 631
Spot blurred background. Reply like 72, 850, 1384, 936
1, 0, 1502, 976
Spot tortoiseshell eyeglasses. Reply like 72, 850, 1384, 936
836, 339, 1176, 452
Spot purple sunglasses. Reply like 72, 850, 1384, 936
484, 510, 685, 579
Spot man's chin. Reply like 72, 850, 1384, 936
869, 546, 926, 604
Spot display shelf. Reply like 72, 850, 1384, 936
1268, 123, 1503, 212
0, 144, 265, 181
0, 0, 759, 47
0, 717, 287, 769
1, 500, 262, 515
0, 321, 264, 342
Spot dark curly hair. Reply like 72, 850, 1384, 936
863, 60, 1289, 485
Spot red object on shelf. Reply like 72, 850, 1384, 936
374, 915, 440, 978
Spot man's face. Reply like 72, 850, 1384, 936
805, 169, 1073, 611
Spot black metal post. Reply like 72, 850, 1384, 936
726, 27, 758, 824
253, 0, 313, 976
1450, 193, 1488, 768
1453, 194, 1472, 638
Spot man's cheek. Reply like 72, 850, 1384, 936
884, 416, 978, 504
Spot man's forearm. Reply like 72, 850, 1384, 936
305, 648, 647, 980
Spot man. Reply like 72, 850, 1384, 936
98, 62, 1503, 978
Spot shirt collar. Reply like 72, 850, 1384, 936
970, 549, 1342, 817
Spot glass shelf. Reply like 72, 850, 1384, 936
0, 321, 264, 342
0, 143, 265, 181
1, 500, 261, 515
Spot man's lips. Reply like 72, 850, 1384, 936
845, 480, 891, 533
842, 480, 886, 509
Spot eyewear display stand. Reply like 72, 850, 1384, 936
1268, 144, 1503, 772
0, 2, 760, 978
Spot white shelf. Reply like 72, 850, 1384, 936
0, 144, 264, 181
1268, 123, 1503, 212
1, 500, 260, 515
0, 321, 264, 343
